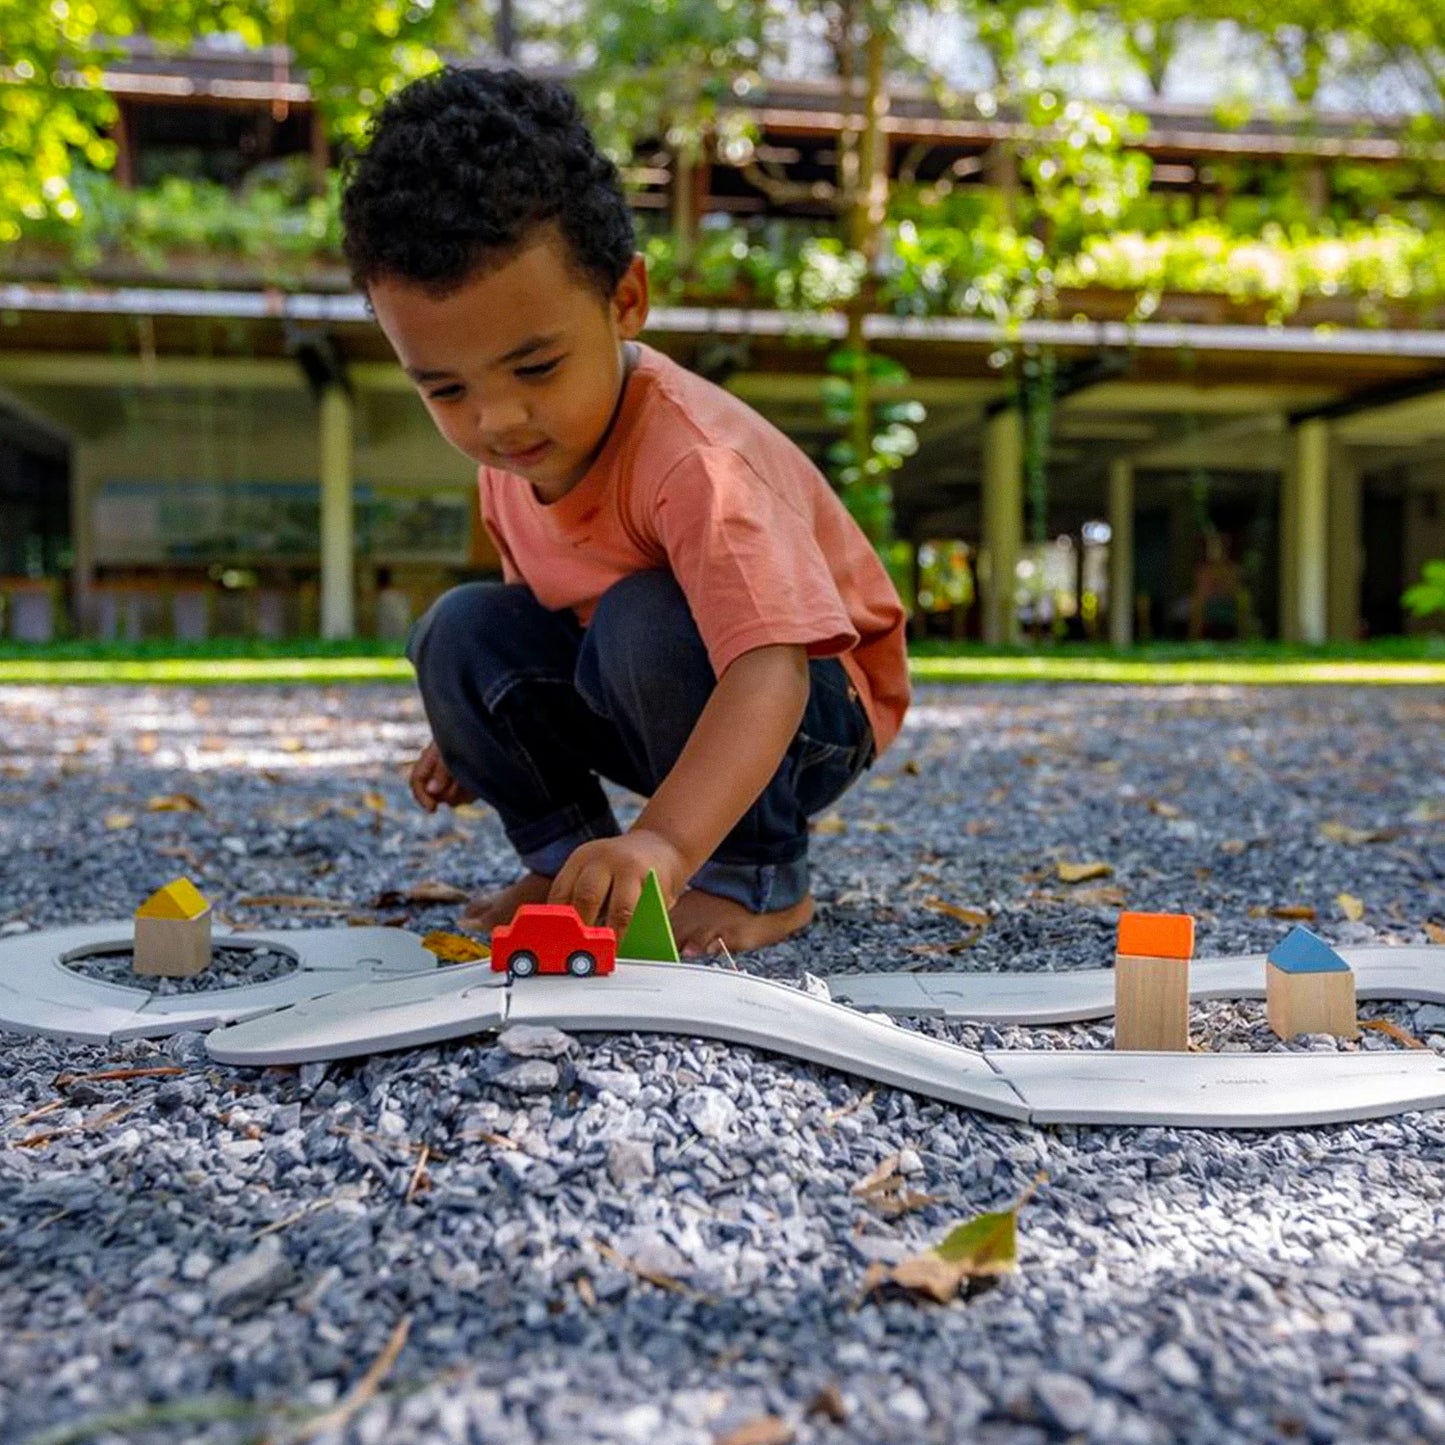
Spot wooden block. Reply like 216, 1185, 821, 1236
134, 878, 212, 978
134, 909, 212, 977
1114, 952, 1191, 1051
1117, 911, 1195, 960
1266, 962, 1358, 1040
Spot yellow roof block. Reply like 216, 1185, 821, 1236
136, 877, 210, 921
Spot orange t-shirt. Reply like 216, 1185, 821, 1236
478, 343, 910, 754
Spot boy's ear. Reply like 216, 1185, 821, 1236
612, 252, 650, 340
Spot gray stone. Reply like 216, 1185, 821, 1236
606, 1138, 655, 1189
677, 1086, 737, 1140
208, 1238, 293, 1313
494, 1059, 559, 1093
498, 1024, 576, 1060
1034, 1372, 1095, 1434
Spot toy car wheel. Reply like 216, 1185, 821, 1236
509, 951, 539, 978
566, 950, 596, 977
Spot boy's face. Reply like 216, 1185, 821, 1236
369, 229, 649, 503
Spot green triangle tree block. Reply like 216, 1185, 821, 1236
618, 869, 679, 963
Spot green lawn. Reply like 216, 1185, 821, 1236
0, 637, 1441, 686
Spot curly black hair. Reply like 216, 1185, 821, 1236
340, 67, 635, 299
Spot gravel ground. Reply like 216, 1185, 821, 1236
1, 681, 1443, 1445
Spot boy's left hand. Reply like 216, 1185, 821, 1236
549, 829, 689, 935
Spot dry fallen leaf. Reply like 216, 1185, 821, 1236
146, 792, 204, 814
361, 790, 388, 813
1066, 883, 1128, 909
807, 1384, 848, 1424
715, 1418, 795, 1445
1056, 860, 1114, 884
902, 759, 922, 777
1219, 839, 1249, 856
234, 894, 354, 913
405, 879, 470, 904
1359, 1019, 1428, 1050
858, 1175, 1042, 1307
421, 931, 490, 964
1424, 922, 1445, 946
1269, 905, 1318, 922
1336, 893, 1365, 922
102, 811, 134, 830
1148, 800, 1183, 819
921, 897, 991, 929
812, 812, 846, 836
1319, 821, 1396, 846
851, 1154, 901, 1197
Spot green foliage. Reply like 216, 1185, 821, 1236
0, 0, 456, 239
1403, 560, 1445, 619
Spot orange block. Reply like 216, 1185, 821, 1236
1117, 911, 1195, 960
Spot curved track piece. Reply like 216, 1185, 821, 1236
823, 947, 1445, 1023
208, 960, 1030, 1119
508, 961, 1030, 1119
207, 963, 507, 1064
204, 959, 1445, 1128
986, 1050, 1445, 1128
0, 924, 438, 1044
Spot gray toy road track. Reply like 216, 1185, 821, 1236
206, 953, 1445, 1131
821, 946, 1445, 1021
0, 923, 437, 1044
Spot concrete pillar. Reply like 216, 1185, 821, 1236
1327, 443, 1361, 643
1287, 418, 1329, 644
70, 440, 98, 636
981, 406, 1023, 645
318, 383, 355, 640
1108, 458, 1135, 649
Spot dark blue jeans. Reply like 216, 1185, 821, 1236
406, 571, 875, 912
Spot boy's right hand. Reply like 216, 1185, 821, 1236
409, 739, 476, 813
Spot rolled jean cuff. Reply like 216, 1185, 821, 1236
689, 856, 810, 914
516, 814, 621, 878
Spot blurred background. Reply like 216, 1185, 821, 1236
2, 0, 1445, 652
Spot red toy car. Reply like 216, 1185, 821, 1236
491, 904, 617, 979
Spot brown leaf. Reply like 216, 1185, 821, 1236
806, 1384, 847, 1424
1270, 905, 1317, 922
361, 790, 388, 813
876, 1189, 944, 1219
812, 812, 846, 836
1336, 893, 1365, 922
233, 894, 354, 913
146, 792, 205, 813
102, 811, 134, 831
1148, 800, 1183, 819
921, 897, 990, 929
1424, 922, 1445, 946
851, 1154, 900, 1197
1359, 1019, 1428, 1050
715, 1417, 795, 1445
1219, 839, 1249, 856
421, 931, 490, 964
1319, 821, 1396, 846
1056, 860, 1113, 884
902, 759, 922, 777
1067, 883, 1128, 908
855, 1175, 1042, 1306
404, 879, 470, 905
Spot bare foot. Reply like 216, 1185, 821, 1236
458, 872, 553, 936
670, 889, 814, 958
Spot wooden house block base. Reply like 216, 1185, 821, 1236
134, 909, 212, 978
1266, 962, 1357, 1040
1114, 952, 1190, 1051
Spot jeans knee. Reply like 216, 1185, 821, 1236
407, 582, 532, 697
581, 571, 705, 700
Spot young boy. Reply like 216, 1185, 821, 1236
341, 67, 910, 956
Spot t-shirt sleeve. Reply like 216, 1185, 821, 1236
648, 446, 860, 677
